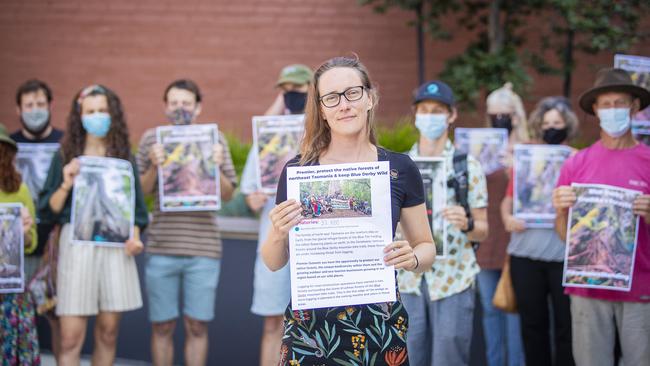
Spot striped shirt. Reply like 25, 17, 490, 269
136, 126, 237, 259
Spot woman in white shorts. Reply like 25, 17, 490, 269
38, 85, 148, 366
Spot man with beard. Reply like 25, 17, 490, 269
10, 79, 64, 359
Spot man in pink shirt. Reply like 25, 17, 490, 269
553, 68, 650, 366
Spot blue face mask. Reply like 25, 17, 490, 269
82, 112, 112, 138
415, 113, 448, 140
598, 108, 631, 138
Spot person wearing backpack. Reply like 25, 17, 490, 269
397, 80, 489, 365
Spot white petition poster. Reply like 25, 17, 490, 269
287, 162, 395, 310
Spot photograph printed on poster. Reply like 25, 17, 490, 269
253, 115, 304, 193
71, 156, 135, 247
299, 178, 372, 220
0, 203, 24, 293
157, 124, 220, 211
563, 184, 641, 291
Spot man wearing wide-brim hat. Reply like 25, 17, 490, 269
552, 68, 650, 366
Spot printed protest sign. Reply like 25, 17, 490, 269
454, 128, 509, 175
252, 115, 304, 193
0, 203, 24, 294
15, 143, 60, 203
287, 162, 395, 310
615, 54, 650, 145
71, 157, 135, 247
513, 144, 572, 228
157, 124, 220, 211
413, 157, 448, 257
563, 183, 641, 291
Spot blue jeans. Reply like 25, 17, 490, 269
401, 281, 476, 366
477, 269, 525, 366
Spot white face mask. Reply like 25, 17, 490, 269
21, 108, 50, 134
415, 113, 448, 140
597, 108, 631, 138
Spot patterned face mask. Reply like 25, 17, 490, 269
166, 108, 195, 125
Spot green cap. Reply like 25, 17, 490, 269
276, 64, 313, 86
0, 124, 17, 150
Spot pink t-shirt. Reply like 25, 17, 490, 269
557, 140, 650, 302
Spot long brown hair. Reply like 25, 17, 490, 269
61, 85, 131, 163
0, 143, 21, 193
299, 56, 379, 165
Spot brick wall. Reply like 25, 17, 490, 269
0, 0, 648, 144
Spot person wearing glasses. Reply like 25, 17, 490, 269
261, 56, 436, 365
501, 97, 579, 366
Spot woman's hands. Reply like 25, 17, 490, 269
269, 199, 303, 239
61, 158, 80, 191
384, 240, 418, 271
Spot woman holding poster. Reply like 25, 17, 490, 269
38, 85, 148, 366
262, 56, 435, 365
501, 97, 579, 366
476, 82, 529, 366
0, 124, 39, 365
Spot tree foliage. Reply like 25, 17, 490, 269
358, 0, 649, 105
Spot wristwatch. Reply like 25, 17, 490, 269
461, 216, 474, 233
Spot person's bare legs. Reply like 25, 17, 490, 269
151, 319, 176, 366
184, 316, 208, 366
58, 316, 88, 366
46, 314, 62, 361
91, 312, 121, 366
259, 315, 284, 366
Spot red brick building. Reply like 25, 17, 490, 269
0, 0, 648, 143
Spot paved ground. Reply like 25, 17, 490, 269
41, 353, 150, 366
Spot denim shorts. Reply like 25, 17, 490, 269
145, 254, 221, 322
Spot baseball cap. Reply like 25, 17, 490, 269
276, 64, 313, 86
413, 80, 455, 108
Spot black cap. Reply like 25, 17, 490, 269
413, 80, 455, 107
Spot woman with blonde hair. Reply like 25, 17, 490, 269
261, 56, 436, 365
476, 82, 527, 366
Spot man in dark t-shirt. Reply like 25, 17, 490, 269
11, 79, 64, 260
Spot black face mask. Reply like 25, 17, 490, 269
542, 127, 568, 145
490, 114, 513, 134
283, 91, 307, 114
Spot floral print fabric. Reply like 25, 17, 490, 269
1, 293, 40, 366
280, 294, 410, 366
